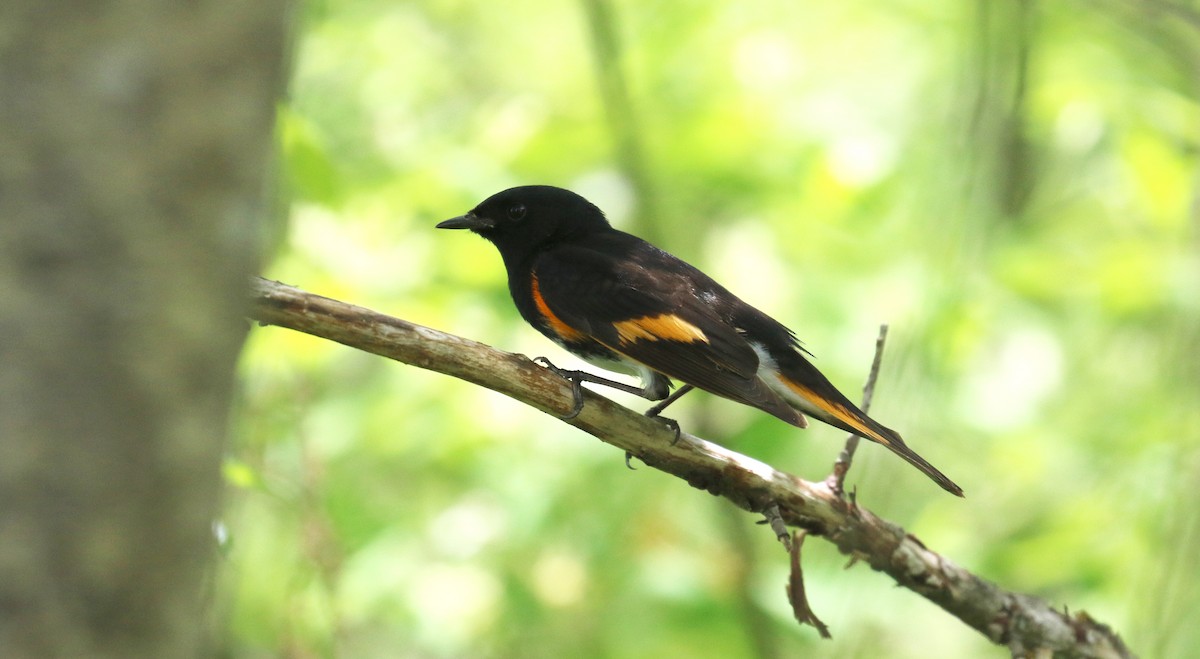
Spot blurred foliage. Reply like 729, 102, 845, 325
221, 0, 1200, 657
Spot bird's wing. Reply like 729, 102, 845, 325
531, 242, 802, 425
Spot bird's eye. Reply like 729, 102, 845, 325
507, 204, 527, 221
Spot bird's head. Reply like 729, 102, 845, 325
437, 185, 611, 265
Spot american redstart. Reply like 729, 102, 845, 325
438, 185, 962, 496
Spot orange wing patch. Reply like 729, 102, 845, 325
780, 377, 891, 447
531, 274, 585, 342
613, 314, 709, 345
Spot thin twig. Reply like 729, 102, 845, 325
790, 324, 886, 639
827, 324, 889, 497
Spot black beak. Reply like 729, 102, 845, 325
436, 213, 494, 231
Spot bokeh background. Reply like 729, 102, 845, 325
220, 1, 1199, 657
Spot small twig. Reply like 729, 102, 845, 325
786, 531, 831, 639
827, 324, 889, 497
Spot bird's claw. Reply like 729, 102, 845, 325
642, 399, 682, 445
561, 379, 585, 419
662, 417, 681, 445
535, 356, 586, 419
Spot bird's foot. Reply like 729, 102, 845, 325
644, 408, 682, 445
534, 356, 586, 419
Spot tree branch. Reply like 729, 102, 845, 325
247, 277, 1133, 659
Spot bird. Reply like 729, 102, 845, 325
437, 185, 963, 496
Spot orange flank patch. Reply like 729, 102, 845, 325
613, 314, 709, 345
780, 377, 890, 446
530, 274, 585, 342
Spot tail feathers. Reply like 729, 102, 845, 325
867, 424, 964, 497
826, 409, 963, 497
776, 373, 964, 496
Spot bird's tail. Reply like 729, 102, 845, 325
773, 362, 964, 497
855, 420, 964, 498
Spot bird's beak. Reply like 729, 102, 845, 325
436, 213, 494, 231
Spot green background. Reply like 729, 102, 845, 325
222, 1, 1199, 656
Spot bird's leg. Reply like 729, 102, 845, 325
534, 358, 688, 465
643, 384, 694, 418
534, 357, 652, 419
643, 384, 693, 446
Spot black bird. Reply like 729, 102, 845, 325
437, 185, 962, 496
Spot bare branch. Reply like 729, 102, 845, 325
247, 277, 1134, 658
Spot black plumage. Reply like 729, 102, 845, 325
438, 185, 962, 496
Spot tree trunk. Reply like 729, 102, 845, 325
0, 1, 290, 656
